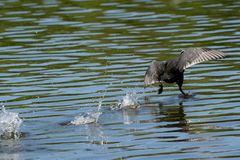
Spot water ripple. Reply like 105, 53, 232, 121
0, 0, 239, 159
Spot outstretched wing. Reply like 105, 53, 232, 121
177, 48, 225, 72
144, 60, 165, 86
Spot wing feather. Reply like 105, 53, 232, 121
178, 48, 225, 71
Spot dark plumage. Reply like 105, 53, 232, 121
144, 48, 225, 95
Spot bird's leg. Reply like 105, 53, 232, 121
158, 82, 163, 94
177, 73, 186, 96
178, 82, 186, 96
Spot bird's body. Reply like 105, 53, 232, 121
162, 57, 182, 83
144, 48, 225, 95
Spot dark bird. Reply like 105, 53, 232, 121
144, 48, 225, 95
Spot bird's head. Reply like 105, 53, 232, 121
144, 60, 165, 87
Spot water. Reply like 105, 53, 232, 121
0, 0, 240, 159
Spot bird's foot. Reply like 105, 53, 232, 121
178, 91, 194, 99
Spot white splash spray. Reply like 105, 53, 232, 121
0, 105, 23, 139
70, 101, 102, 125
70, 112, 102, 125
118, 92, 140, 109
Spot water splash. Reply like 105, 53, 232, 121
70, 101, 102, 125
117, 92, 140, 109
70, 111, 102, 125
0, 105, 23, 139
97, 100, 102, 111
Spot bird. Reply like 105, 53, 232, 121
144, 48, 225, 96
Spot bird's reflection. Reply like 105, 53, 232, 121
157, 101, 189, 132
119, 93, 193, 134
144, 94, 195, 133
